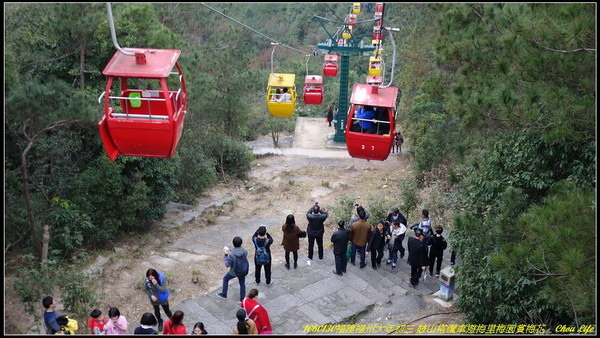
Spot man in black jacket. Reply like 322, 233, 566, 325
407, 229, 429, 288
427, 226, 447, 277
330, 220, 350, 275
306, 202, 328, 261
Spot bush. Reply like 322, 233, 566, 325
201, 132, 254, 181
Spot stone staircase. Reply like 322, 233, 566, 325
176, 241, 446, 334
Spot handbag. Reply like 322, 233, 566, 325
298, 231, 307, 238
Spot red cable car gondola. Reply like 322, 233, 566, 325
98, 48, 187, 161
373, 26, 382, 40
348, 14, 358, 28
375, 2, 384, 12
303, 75, 324, 105
323, 54, 338, 77
345, 83, 398, 161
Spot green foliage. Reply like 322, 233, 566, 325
397, 176, 421, 222
365, 194, 396, 225
327, 195, 355, 226
489, 181, 596, 325
14, 258, 100, 333
201, 129, 254, 181
172, 130, 217, 203
405, 94, 462, 173
45, 197, 94, 257
434, 3, 595, 143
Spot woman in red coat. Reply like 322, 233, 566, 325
163, 310, 187, 334
241, 289, 272, 334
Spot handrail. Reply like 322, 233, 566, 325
108, 95, 167, 102
110, 113, 169, 120
351, 117, 390, 124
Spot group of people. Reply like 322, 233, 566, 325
269, 88, 292, 103
43, 268, 209, 335
330, 205, 449, 288
42, 202, 451, 335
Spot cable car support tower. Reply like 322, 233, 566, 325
313, 15, 377, 143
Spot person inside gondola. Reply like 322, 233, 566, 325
276, 88, 292, 103
374, 107, 390, 135
270, 89, 282, 102
350, 105, 377, 133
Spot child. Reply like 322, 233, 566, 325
192, 322, 208, 335
88, 309, 108, 334
56, 315, 79, 334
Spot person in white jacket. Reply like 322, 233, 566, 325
385, 220, 407, 268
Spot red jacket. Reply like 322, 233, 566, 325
163, 319, 187, 335
241, 297, 272, 334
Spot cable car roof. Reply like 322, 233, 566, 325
103, 48, 181, 78
268, 73, 296, 87
350, 83, 398, 108
324, 54, 338, 62
304, 75, 323, 84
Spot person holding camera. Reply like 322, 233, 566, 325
306, 201, 328, 262
144, 268, 172, 332
281, 214, 305, 269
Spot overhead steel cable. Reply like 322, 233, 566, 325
200, 2, 313, 55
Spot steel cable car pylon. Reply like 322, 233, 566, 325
313, 11, 377, 143
98, 3, 187, 161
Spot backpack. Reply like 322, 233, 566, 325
232, 252, 249, 277
253, 237, 270, 265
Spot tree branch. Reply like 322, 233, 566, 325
19, 51, 78, 70
532, 38, 595, 54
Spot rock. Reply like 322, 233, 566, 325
83, 255, 110, 279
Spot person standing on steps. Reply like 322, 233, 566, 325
386, 220, 407, 268
281, 214, 305, 270
144, 268, 173, 332
367, 221, 387, 269
331, 219, 350, 275
306, 201, 328, 263
349, 206, 371, 268
326, 105, 334, 127
428, 226, 448, 277
163, 310, 187, 334
252, 225, 273, 286
241, 289, 272, 334
217, 236, 249, 302
386, 205, 407, 232
233, 308, 258, 334
407, 229, 429, 288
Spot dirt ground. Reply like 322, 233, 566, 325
4, 120, 456, 334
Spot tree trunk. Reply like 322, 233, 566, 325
41, 224, 50, 266
79, 41, 85, 90
20, 143, 41, 260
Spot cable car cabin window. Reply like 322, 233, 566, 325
349, 105, 391, 135
107, 77, 184, 120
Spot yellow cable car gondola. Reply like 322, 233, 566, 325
267, 73, 296, 117
353, 3, 361, 14
342, 26, 352, 40
368, 56, 382, 76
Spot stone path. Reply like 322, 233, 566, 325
174, 228, 453, 334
